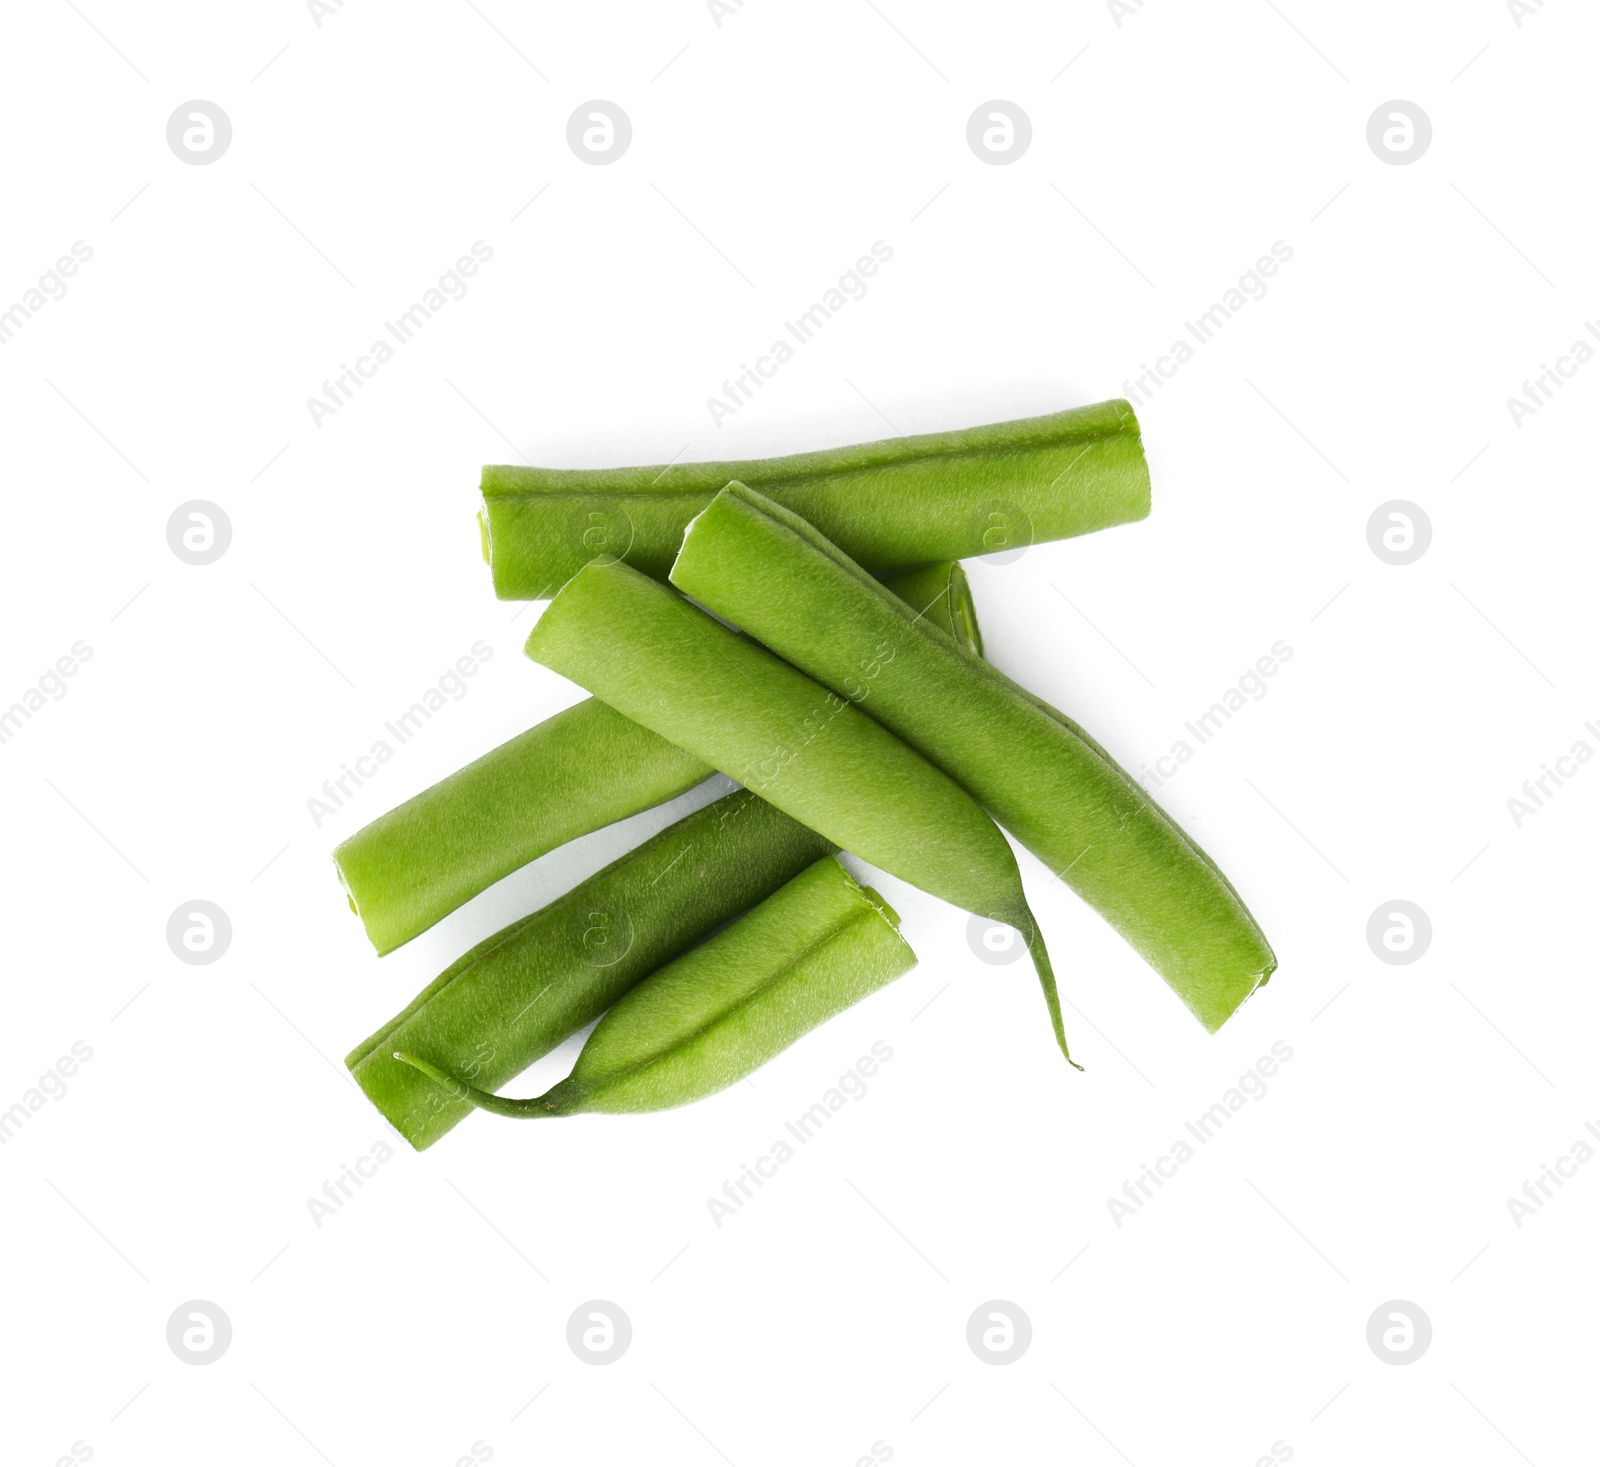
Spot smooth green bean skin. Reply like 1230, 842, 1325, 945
672, 484, 1278, 1033
331, 567, 979, 954
345, 790, 835, 1149
333, 699, 711, 954
480, 399, 1149, 597
523, 558, 1075, 1064
398, 857, 915, 1116
881, 562, 983, 658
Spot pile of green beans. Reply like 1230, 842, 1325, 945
671, 482, 1277, 1032
479, 399, 1149, 597
523, 557, 1077, 1066
331, 565, 982, 956
333, 395, 1281, 1148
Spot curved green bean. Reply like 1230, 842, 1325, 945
671, 483, 1277, 1033
332, 566, 981, 954
346, 790, 834, 1149
480, 399, 1149, 597
523, 557, 1077, 1065
397, 856, 915, 1116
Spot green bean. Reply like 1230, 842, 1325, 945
332, 566, 981, 953
333, 699, 711, 954
346, 790, 834, 1149
396, 856, 914, 1116
671, 483, 1277, 1033
523, 557, 1077, 1065
480, 399, 1149, 597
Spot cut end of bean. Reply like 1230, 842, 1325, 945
879, 561, 984, 659
477, 506, 491, 566
858, 885, 900, 927
331, 858, 360, 919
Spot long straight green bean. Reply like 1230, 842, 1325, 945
671, 483, 1277, 1032
480, 399, 1149, 597
332, 566, 980, 953
346, 790, 834, 1149
523, 557, 1077, 1065
398, 856, 915, 1117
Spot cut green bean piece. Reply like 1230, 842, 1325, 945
524, 557, 1077, 1065
397, 856, 915, 1116
672, 483, 1277, 1033
332, 699, 712, 955
346, 790, 834, 1149
881, 562, 983, 658
331, 565, 981, 954
480, 399, 1149, 597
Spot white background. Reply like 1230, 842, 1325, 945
3, 1, 1596, 1463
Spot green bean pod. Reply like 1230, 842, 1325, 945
523, 558, 1077, 1065
331, 566, 980, 954
671, 483, 1277, 1033
480, 399, 1149, 598
397, 856, 915, 1116
346, 790, 834, 1149
333, 699, 712, 954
